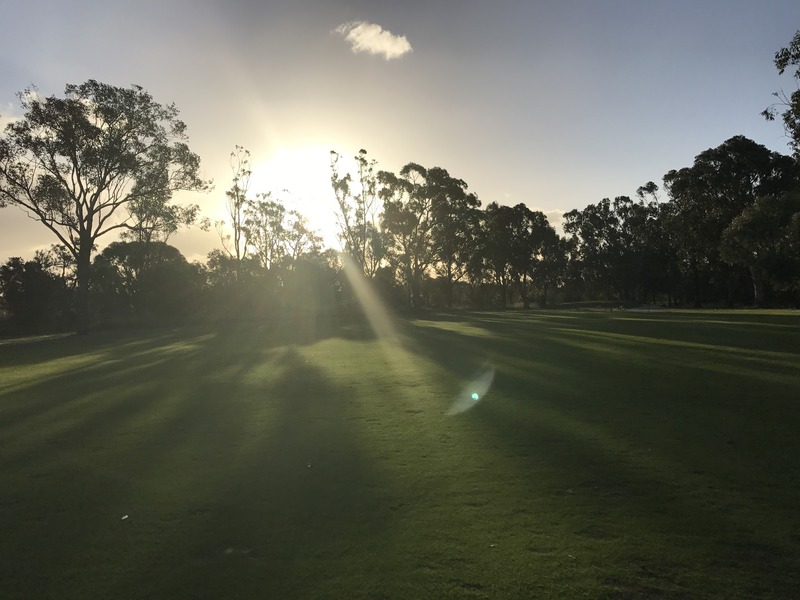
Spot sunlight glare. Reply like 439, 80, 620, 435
341, 254, 401, 347
341, 254, 495, 417
249, 146, 340, 248
339, 253, 422, 390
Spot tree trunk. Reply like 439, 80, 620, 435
692, 261, 702, 308
406, 266, 415, 308
749, 265, 765, 307
517, 278, 530, 309
75, 238, 92, 335
446, 262, 454, 307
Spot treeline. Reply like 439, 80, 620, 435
2, 31, 800, 334
3, 131, 800, 336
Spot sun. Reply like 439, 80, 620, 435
248, 146, 342, 250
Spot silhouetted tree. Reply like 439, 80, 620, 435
123, 199, 203, 245
34, 244, 76, 282
763, 30, 800, 158
482, 203, 521, 307
632, 183, 680, 304
0, 80, 208, 333
283, 211, 321, 266
721, 191, 800, 304
218, 145, 251, 265
0, 256, 72, 333
564, 198, 621, 300
664, 135, 800, 305
243, 193, 287, 271
379, 163, 434, 307
330, 149, 384, 277
467, 202, 561, 308
427, 167, 481, 306
536, 230, 567, 307
204, 248, 266, 318
243, 193, 320, 272
92, 241, 203, 323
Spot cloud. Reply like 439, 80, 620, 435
334, 21, 412, 60
543, 209, 566, 234
0, 102, 22, 131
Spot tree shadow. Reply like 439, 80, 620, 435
3, 313, 798, 598
399, 313, 800, 596
0, 328, 390, 600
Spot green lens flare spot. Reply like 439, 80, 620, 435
471, 392, 480, 401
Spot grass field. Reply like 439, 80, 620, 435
1, 309, 799, 599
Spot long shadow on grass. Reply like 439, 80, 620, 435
0, 318, 378, 434
0, 331, 217, 443
0, 328, 388, 600
400, 314, 800, 597
406, 312, 800, 498
103, 344, 388, 599
0, 319, 378, 456
0, 328, 283, 596
452, 309, 800, 356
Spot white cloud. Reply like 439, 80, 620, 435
543, 209, 566, 235
334, 21, 412, 60
0, 102, 22, 131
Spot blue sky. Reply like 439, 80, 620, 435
1, 0, 799, 260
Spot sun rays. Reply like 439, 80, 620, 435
248, 146, 340, 248
340, 253, 494, 414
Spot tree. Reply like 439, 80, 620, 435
470, 202, 562, 308
243, 193, 287, 271
218, 145, 251, 263
633, 183, 680, 305
282, 210, 321, 267
427, 167, 481, 306
563, 191, 673, 304
0, 80, 208, 333
482, 203, 521, 307
721, 191, 800, 304
330, 149, 384, 277
0, 256, 72, 333
536, 229, 567, 307
379, 163, 435, 307
123, 196, 203, 245
563, 198, 621, 300
611, 193, 676, 303
763, 30, 800, 158
663, 135, 800, 305
35, 243, 76, 281
243, 193, 320, 271
92, 240, 201, 322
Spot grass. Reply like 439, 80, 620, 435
1, 310, 799, 599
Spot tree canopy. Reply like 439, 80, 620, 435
0, 79, 208, 333
763, 29, 800, 158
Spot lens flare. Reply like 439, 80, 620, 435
340, 254, 493, 415
447, 365, 495, 415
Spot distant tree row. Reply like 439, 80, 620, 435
2, 31, 800, 334
563, 137, 800, 307
321, 134, 799, 310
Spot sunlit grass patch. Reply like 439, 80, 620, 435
1, 311, 798, 598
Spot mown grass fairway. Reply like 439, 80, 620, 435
1, 310, 799, 599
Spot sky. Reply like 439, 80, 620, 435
1, 0, 799, 262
